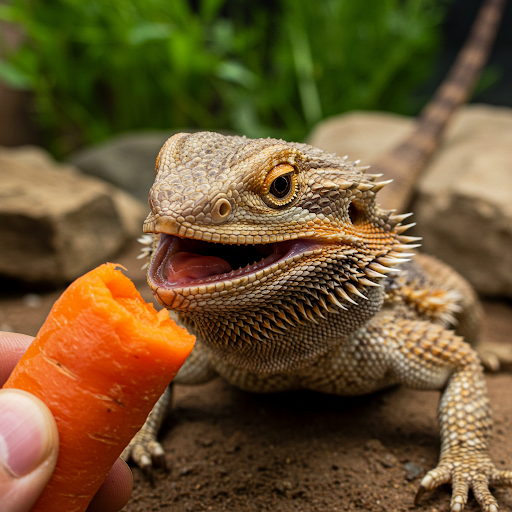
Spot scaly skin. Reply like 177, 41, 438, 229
122, 1, 509, 508
120, 131, 512, 511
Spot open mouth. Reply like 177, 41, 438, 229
148, 234, 323, 290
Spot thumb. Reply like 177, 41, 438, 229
0, 389, 59, 512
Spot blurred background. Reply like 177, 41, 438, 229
2, 6, 512, 510
0, 0, 511, 157
0, 0, 511, 301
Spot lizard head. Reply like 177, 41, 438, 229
142, 131, 418, 371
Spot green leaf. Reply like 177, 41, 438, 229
0, 0, 450, 155
199, 0, 227, 22
216, 60, 257, 88
128, 22, 174, 46
0, 60, 32, 89
0, 5, 15, 22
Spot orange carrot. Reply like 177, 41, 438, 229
3, 263, 195, 512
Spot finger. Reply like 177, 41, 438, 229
0, 389, 59, 512
0, 332, 34, 385
86, 458, 133, 512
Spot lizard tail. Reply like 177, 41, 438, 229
372, 0, 507, 212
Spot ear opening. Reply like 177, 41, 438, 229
348, 202, 361, 224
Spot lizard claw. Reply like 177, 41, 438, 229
120, 387, 173, 482
143, 463, 155, 488
149, 440, 168, 472
121, 428, 169, 484
414, 483, 427, 506
414, 456, 509, 512
415, 467, 452, 507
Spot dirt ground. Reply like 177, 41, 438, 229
1, 239, 512, 512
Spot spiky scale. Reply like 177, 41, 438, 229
135, 6, 510, 511
345, 283, 368, 301
371, 179, 393, 191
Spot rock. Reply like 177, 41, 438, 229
403, 461, 424, 481
364, 438, 386, 452
414, 105, 512, 297
274, 480, 294, 494
377, 452, 398, 469
308, 105, 512, 298
68, 131, 179, 203
0, 144, 55, 169
224, 430, 244, 453
23, 293, 43, 308
308, 110, 413, 164
0, 146, 147, 284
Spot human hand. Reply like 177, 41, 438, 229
0, 331, 133, 512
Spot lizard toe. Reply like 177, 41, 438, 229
416, 455, 511, 512
471, 479, 499, 512
147, 439, 168, 471
415, 464, 452, 505
490, 468, 512, 487
450, 471, 471, 511
121, 439, 155, 486
477, 341, 512, 372
142, 462, 155, 487
120, 387, 173, 481
121, 428, 168, 483
450, 478, 469, 512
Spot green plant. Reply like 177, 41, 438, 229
0, 0, 448, 156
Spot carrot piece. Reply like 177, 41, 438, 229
3, 263, 195, 512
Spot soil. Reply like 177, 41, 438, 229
1, 240, 511, 512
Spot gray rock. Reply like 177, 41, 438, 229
308, 105, 512, 298
403, 461, 424, 481
0, 146, 147, 284
68, 131, 180, 203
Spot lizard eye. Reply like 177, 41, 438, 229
263, 163, 299, 208
270, 174, 292, 198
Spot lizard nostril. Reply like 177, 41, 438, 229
211, 198, 231, 223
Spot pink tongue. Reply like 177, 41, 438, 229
164, 252, 233, 284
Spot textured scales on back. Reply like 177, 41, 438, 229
135, 126, 512, 511
126, 0, 511, 510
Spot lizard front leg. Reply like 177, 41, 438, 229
381, 317, 512, 511
415, 362, 509, 512
328, 313, 512, 512
122, 342, 218, 477
121, 385, 172, 481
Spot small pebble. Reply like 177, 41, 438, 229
23, 293, 42, 308
378, 453, 398, 468
0, 323, 14, 332
404, 461, 425, 481
274, 481, 293, 494
364, 439, 385, 452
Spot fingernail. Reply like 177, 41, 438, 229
0, 390, 54, 477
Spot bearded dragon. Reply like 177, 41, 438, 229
123, 0, 511, 510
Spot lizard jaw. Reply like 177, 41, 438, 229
147, 234, 325, 309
